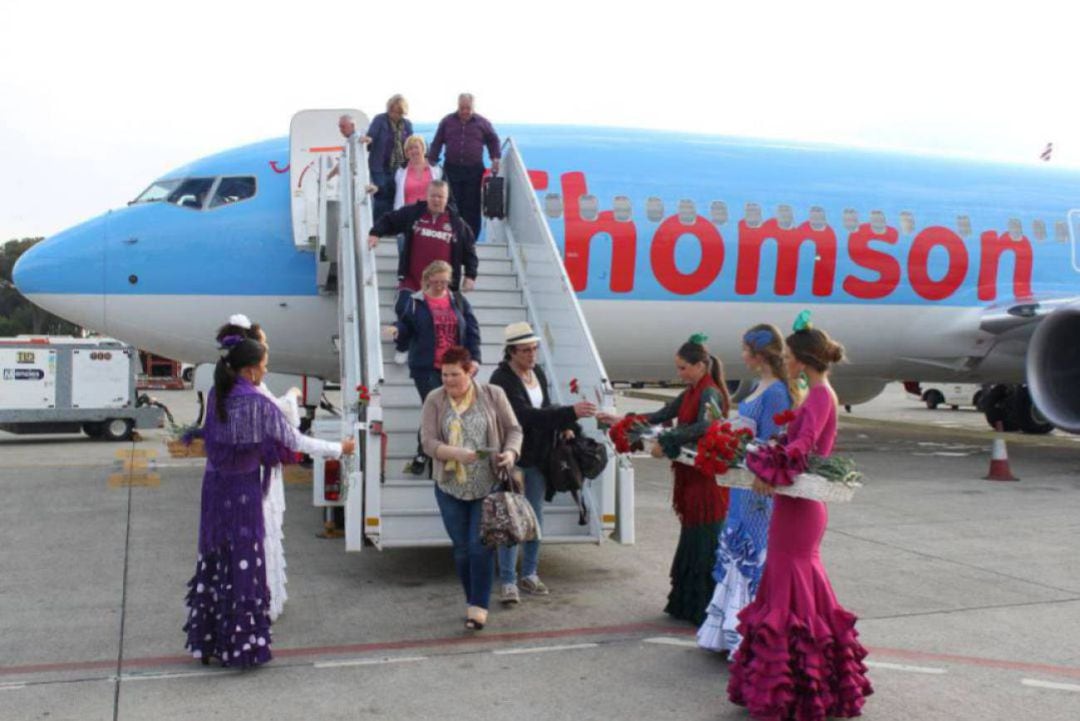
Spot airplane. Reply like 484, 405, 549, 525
13, 122, 1080, 435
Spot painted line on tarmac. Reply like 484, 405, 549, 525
492, 643, 599, 656
314, 656, 428, 669
643, 637, 699, 649
865, 661, 946, 675
0, 682, 27, 692
120, 670, 234, 682
1021, 678, 1080, 693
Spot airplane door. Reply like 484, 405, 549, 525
288, 109, 368, 250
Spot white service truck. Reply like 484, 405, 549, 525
0, 337, 164, 441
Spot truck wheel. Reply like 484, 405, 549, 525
83, 422, 104, 438
1007, 386, 1055, 435
182, 367, 195, 383
924, 390, 944, 410
101, 418, 135, 442
982, 385, 1019, 432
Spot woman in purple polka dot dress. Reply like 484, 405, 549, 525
183, 337, 354, 668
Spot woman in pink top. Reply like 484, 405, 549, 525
394, 135, 444, 210
728, 320, 873, 721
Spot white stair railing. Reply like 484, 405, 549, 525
492, 139, 631, 543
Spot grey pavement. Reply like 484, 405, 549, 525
2, 386, 1080, 720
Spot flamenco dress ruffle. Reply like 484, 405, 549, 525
665, 464, 729, 626
262, 465, 288, 621
728, 445, 872, 720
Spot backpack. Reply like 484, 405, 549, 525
571, 436, 608, 480
547, 434, 588, 525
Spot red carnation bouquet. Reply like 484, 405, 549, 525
694, 420, 755, 477
608, 414, 652, 454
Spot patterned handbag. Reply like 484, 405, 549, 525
480, 468, 541, 547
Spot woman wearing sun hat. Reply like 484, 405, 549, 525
488, 322, 597, 604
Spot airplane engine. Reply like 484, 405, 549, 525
830, 378, 887, 407
1026, 303, 1080, 433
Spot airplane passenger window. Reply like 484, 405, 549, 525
646, 197, 664, 222
1032, 220, 1047, 242
210, 177, 257, 209
957, 215, 972, 238
870, 210, 887, 234
678, 200, 697, 225
776, 205, 794, 229
842, 208, 859, 232
899, 211, 915, 234
744, 203, 763, 228
131, 178, 182, 205
1007, 218, 1023, 240
166, 178, 216, 210
710, 201, 728, 225
544, 194, 563, 219
579, 195, 599, 221
613, 196, 632, 222
809, 206, 827, 231
1055, 221, 1069, 243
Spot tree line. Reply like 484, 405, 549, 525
0, 238, 81, 337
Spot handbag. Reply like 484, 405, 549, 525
546, 434, 589, 526
571, 435, 608, 480
480, 467, 541, 547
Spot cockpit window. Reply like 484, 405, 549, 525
209, 177, 257, 208
131, 179, 182, 205
167, 178, 216, 210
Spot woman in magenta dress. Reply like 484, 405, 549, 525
728, 321, 873, 720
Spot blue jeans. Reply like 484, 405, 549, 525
371, 170, 394, 225
496, 465, 546, 584
412, 369, 442, 459
434, 485, 494, 609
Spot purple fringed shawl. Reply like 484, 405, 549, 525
198, 379, 296, 554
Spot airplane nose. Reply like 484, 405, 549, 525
13, 214, 107, 332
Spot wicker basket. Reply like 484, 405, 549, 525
166, 438, 206, 458
676, 450, 860, 503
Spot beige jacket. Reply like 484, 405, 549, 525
420, 382, 524, 485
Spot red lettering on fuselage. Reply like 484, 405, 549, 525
548, 170, 1040, 303
651, 216, 725, 295
561, 172, 637, 293
978, 231, 1034, 301
842, 224, 901, 299
908, 226, 969, 301
734, 220, 838, 297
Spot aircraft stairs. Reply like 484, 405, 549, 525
289, 109, 634, 551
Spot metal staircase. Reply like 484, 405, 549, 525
290, 110, 635, 552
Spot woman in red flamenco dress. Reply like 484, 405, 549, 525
729, 319, 873, 720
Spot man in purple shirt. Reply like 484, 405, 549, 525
427, 93, 501, 238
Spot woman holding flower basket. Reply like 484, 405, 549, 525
612, 334, 732, 625
698, 324, 794, 655
727, 318, 873, 720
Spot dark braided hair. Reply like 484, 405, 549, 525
213, 338, 267, 421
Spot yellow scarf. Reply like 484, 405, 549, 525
445, 382, 477, 483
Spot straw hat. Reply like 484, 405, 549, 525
503, 321, 541, 346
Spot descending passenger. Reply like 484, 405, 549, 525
427, 93, 500, 238
728, 318, 873, 720
420, 346, 522, 631
213, 314, 302, 622
488, 322, 597, 604
389, 260, 481, 476
698, 324, 793, 654
368, 180, 478, 319
183, 337, 354, 668
393, 135, 443, 210
600, 334, 732, 625
365, 94, 414, 224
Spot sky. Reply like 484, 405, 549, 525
2, 0, 1077, 240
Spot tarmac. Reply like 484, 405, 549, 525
2, 383, 1080, 720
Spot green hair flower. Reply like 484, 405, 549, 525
689, 332, 709, 345
793, 310, 813, 332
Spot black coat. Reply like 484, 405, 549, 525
489, 361, 579, 468
370, 201, 478, 292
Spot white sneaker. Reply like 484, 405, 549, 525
500, 583, 521, 605
394, 351, 407, 365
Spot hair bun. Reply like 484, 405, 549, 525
827, 340, 846, 364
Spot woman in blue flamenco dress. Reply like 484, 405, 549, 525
183, 337, 354, 668
698, 324, 794, 655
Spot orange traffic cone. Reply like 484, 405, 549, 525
984, 422, 1018, 481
